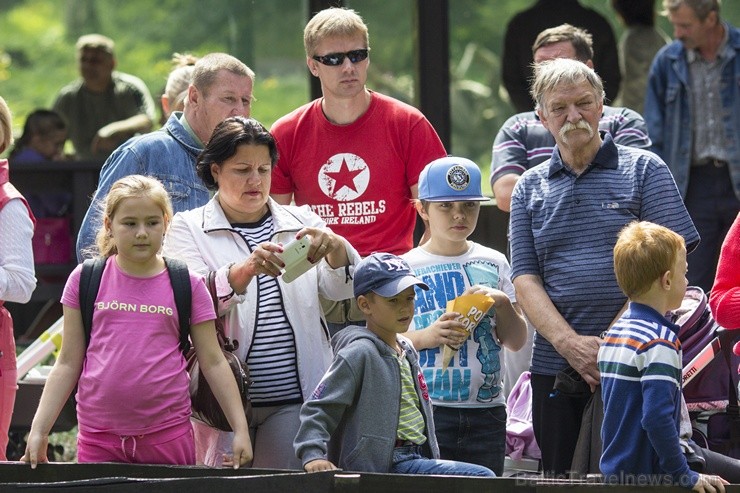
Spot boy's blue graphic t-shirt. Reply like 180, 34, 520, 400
402, 242, 516, 408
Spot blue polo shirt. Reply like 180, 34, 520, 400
509, 132, 699, 375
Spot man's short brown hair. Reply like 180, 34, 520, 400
76, 34, 115, 55
662, 0, 721, 21
304, 7, 369, 57
191, 53, 255, 96
532, 24, 594, 62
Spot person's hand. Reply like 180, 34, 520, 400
557, 334, 602, 391
20, 431, 50, 469
247, 242, 285, 278
464, 285, 509, 306
304, 459, 339, 472
424, 312, 468, 349
295, 228, 343, 264
222, 430, 253, 469
693, 473, 728, 493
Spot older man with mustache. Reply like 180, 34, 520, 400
508, 58, 700, 477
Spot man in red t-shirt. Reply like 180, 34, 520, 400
270, 7, 446, 332
270, 7, 446, 259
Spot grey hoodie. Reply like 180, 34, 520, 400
294, 325, 440, 472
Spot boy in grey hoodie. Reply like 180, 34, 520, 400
294, 252, 495, 476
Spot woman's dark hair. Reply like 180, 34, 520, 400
9, 109, 66, 158
196, 116, 278, 190
611, 0, 657, 27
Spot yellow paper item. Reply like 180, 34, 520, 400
440, 293, 495, 371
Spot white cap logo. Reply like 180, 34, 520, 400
318, 153, 370, 201
446, 165, 470, 191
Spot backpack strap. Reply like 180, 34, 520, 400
163, 257, 192, 354
79, 257, 107, 348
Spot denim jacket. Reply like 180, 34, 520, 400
644, 22, 740, 200
76, 112, 209, 260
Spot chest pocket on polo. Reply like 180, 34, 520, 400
600, 197, 639, 221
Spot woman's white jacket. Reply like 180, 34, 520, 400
163, 195, 360, 401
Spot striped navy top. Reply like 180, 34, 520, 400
509, 133, 699, 375
233, 212, 302, 406
597, 302, 694, 486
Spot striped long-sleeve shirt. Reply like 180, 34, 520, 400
598, 302, 699, 488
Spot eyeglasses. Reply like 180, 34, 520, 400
312, 49, 369, 66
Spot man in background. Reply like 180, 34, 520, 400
53, 34, 156, 161
76, 53, 254, 259
502, 0, 621, 113
645, 0, 740, 293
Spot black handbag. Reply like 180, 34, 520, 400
186, 272, 251, 431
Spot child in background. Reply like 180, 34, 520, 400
9, 109, 67, 163
401, 156, 527, 476
294, 252, 495, 476
599, 221, 727, 491
21, 175, 252, 468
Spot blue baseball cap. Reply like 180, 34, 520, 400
417, 156, 490, 202
353, 253, 429, 298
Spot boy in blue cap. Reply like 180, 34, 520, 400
402, 156, 527, 475
294, 252, 495, 476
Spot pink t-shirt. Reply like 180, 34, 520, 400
270, 91, 446, 256
62, 256, 215, 435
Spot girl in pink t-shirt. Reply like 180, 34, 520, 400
22, 175, 251, 468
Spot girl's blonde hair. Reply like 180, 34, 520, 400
94, 175, 173, 258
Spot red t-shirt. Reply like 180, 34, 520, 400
270, 92, 446, 256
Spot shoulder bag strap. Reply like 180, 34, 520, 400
163, 257, 192, 354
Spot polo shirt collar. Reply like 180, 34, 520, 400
547, 131, 618, 177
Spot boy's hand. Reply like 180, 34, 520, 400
428, 312, 468, 349
304, 459, 338, 472
693, 473, 727, 493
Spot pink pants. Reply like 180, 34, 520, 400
77, 420, 195, 465
0, 307, 17, 461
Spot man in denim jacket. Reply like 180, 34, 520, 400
645, 0, 740, 292
76, 53, 254, 260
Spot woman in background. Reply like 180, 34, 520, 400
159, 53, 199, 125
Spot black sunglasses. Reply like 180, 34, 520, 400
312, 49, 369, 66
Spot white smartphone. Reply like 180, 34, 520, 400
277, 235, 316, 283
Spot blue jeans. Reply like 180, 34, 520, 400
392, 445, 495, 477
432, 405, 507, 476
